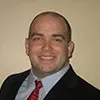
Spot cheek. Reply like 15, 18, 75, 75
28, 44, 41, 55
56, 46, 68, 58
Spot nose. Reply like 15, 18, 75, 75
42, 40, 53, 51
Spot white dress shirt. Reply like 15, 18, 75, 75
15, 64, 70, 100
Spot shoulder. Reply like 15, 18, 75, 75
64, 66, 100, 97
75, 75, 100, 98
0, 69, 30, 91
78, 75, 100, 90
68, 65, 100, 90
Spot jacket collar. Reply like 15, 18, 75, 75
9, 69, 30, 100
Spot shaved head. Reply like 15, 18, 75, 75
28, 11, 72, 42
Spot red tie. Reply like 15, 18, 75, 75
27, 80, 43, 100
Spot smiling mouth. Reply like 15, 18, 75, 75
39, 55, 55, 61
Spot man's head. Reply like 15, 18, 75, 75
25, 11, 74, 78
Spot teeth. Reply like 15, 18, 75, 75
40, 56, 54, 60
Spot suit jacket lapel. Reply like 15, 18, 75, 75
6, 70, 30, 100
44, 66, 78, 100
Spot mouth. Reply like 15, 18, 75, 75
38, 55, 56, 62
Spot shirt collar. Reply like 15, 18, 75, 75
27, 64, 70, 94
41, 64, 70, 95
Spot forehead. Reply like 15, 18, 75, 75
30, 14, 67, 32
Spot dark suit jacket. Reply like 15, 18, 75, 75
0, 66, 100, 100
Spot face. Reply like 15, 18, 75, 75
25, 15, 74, 78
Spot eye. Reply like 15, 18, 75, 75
33, 37, 40, 41
53, 37, 63, 43
31, 36, 41, 41
55, 38, 63, 42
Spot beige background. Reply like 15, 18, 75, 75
0, 0, 100, 89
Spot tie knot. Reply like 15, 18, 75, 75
35, 80, 43, 89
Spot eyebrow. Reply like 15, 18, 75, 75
52, 34, 66, 40
29, 32, 43, 38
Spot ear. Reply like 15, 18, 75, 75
68, 41, 74, 58
25, 38, 29, 56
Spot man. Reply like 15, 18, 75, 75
0, 11, 100, 100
